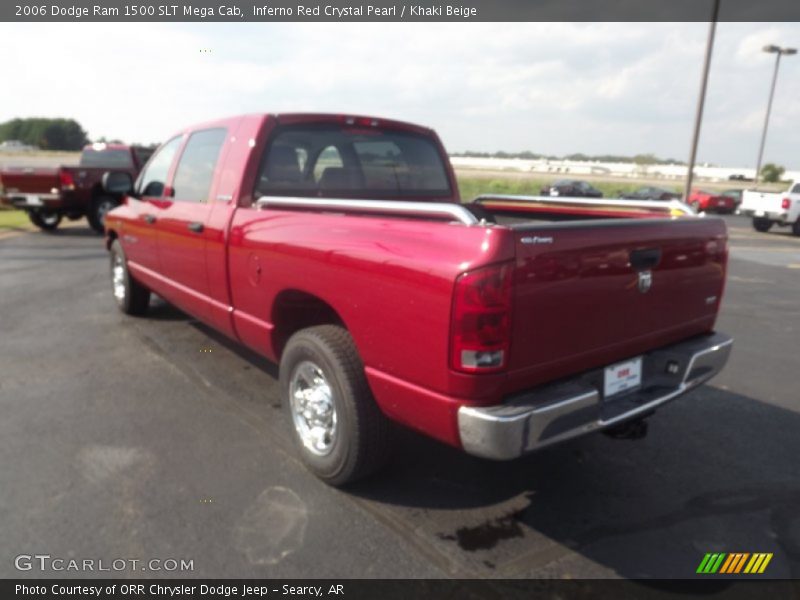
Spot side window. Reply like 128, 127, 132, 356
313, 146, 344, 181
137, 136, 182, 198
791, 183, 800, 194
172, 128, 227, 203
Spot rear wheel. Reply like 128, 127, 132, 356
279, 325, 392, 486
752, 217, 772, 233
28, 210, 61, 232
88, 195, 118, 234
792, 218, 800, 237
109, 239, 150, 316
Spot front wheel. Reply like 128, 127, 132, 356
752, 217, 772, 233
88, 195, 118, 234
109, 239, 150, 315
28, 210, 61, 231
279, 325, 392, 486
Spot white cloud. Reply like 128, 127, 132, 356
1, 21, 798, 167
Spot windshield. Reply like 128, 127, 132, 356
255, 124, 451, 198
79, 148, 133, 169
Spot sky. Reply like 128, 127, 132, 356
1, 22, 798, 168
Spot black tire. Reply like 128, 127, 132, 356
109, 239, 150, 316
88, 195, 118, 234
28, 210, 61, 231
792, 219, 800, 237
752, 217, 772, 233
279, 325, 392, 486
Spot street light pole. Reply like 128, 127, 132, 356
683, 0, 720, 203
753, 45, 797, 186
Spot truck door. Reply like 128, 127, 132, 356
124, 135, 183, 275
155, 128, 228, 322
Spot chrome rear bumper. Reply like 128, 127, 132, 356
7, 193, 61, 210
739, 208, 788, 223
458, 332, 733, 460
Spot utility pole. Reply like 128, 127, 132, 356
753, 45, 797, 186
683, 0, 720, 203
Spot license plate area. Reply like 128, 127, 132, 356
25, 195, 43, 206
603, 357, 642, 399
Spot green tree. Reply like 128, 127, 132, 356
760, 163, 785, 183
0, 117, 88, 150
633, 153, 658, 165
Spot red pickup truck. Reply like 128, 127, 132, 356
0, 143, 152, 232
103, 113, 732, 485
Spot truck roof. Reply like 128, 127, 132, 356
167, 113, 435, 139
272, 113, 434, 135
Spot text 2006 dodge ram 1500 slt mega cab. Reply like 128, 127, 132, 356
103, 113, 732, 485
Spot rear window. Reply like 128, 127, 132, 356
255, 124, 451, 198
79, 148, 134, 169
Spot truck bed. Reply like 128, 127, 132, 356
0, 167, 61, 196
740, 189, 785, 214
458, 195, 727, 395
234, 194, 724, 402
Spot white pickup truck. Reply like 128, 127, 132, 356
739, 181, 800, 235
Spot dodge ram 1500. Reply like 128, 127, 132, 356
103, 113, 732, 485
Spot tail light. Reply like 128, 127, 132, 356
59, 170, 75, 191
706, 237, 728, 262
339, 115, 380, 129
782, 197, 791, 210
450, 262, 513, 373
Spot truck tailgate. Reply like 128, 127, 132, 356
507, 217, 727, 388
740, 190, 783, 214
0, 167, 60, 195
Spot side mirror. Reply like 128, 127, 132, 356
102, 171, 133, 195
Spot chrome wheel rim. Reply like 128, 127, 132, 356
41, 212, 58, 225
112, 253, 126, 302
289, 361, 337, 456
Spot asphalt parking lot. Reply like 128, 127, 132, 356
0, 214, 798, 580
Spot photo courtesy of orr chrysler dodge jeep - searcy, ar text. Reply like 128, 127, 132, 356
102, 113, 732, 485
